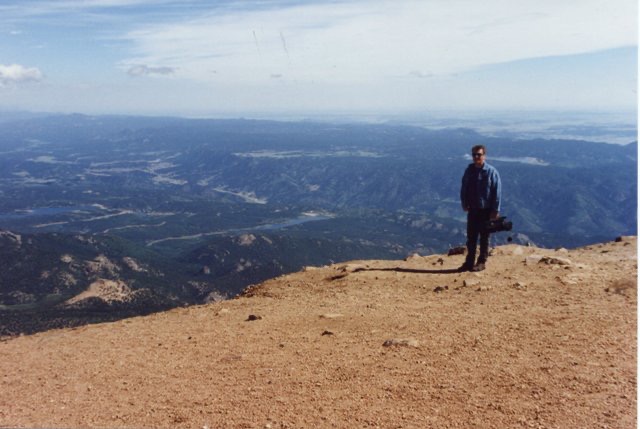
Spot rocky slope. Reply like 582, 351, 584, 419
0, 236, 636, 428
0, 228, 407, 336
0, 230, 226, 336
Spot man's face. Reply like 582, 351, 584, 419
472, 149, 485, 167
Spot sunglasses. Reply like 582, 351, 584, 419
472, 152, 484, 157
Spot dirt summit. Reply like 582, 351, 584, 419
0, 237, 636, 428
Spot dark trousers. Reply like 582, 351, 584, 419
466, 208, 491, 265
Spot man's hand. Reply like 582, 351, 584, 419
490, 211, 499, 220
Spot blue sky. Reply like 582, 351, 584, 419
0, 0, 636, 116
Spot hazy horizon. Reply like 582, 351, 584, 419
1, 107, 636, 145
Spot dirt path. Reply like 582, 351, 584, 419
0, 237, 636, 428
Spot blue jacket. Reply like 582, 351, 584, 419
460, 162, 501, 212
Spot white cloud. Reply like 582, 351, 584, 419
127, 64, 176, 77
120, 0, 637, 85
0, 64, 43, 86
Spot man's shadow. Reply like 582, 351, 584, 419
328, 266, 460, 280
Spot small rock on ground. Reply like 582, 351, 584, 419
319, 313, 343, 319
463, 279, 479, 288
383, 338, 419, 348
540, 256, 572, 266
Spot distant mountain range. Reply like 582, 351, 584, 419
0, 114, 636, 334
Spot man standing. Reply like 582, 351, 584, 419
459, 145, 502, 272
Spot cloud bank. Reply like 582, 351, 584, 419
120, 0, 637, 85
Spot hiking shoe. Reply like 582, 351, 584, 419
472, 262, 486, 272
458, 262, 474, 272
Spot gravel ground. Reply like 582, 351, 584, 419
0, 237, 636, 428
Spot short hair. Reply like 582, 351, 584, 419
472, 144, 486, 155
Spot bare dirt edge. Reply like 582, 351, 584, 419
0, 237, 637, 429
